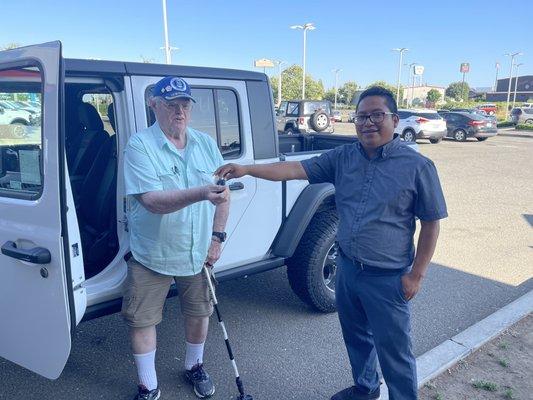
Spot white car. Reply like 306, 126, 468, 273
395, 109, 447, 144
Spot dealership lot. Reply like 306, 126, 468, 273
0, 134, 531, 400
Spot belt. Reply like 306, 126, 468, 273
338, 247, 407, 274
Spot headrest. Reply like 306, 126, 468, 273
78, 102, 104, 131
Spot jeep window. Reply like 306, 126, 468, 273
303, 101, 331, 115
287, 102, 299, 116
523, 108, 533, 115
145, 86, 241, 159
0, 65, 43, 200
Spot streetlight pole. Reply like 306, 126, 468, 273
291, 23, 315, 99
332, 68, 342, 110
494, 61, 500, 92
512, 63, 523, 108
505, 52, 523, 117
392, 48, 409, 104
407, 62, 417, 107
160, 0, 179, 64
274, 60, 286, 107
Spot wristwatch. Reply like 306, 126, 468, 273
212, 231, 227, 243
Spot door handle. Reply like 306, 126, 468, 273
229, 182, 244, 191
1, 241, 51, 264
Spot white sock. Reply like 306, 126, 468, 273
185, 341, 205, 370
133, 349, 158, 391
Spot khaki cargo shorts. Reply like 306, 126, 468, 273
121, 257, 213, 328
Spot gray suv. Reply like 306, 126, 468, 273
276, 100, 334, 134
510, 107, 533, 125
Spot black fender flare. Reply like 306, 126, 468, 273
272, 183, 335, 258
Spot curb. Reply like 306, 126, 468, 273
497, 132, 533, 139
380, 290, 533, 399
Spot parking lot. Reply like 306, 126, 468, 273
0, 133, 532, 400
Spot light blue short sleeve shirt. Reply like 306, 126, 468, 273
124, 123, 224, 276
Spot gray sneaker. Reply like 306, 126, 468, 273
185, 363, 215, 398
133, 385, 161, 400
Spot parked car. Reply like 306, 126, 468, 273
476, 103, 497, 115
395, 109, 447, 143
276, 99, 334, 134
440, 111, 498, 141
332, 110, 342, 122
510, 107, 533, 125
347, 110, 356, 123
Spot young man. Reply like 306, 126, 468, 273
123, 76, 230, 399
216, 86, 447, 400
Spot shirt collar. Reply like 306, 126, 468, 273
356, 133, 401, 160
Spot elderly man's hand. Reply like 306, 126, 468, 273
203, 185, 229, 205
205, 238, 222, 268
215, 163, 247, 180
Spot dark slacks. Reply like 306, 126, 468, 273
336, 252, 417, 400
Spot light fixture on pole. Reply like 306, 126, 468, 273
160, 0, 179, 64
505, 52, 523, 117
406, 62, 417, 107
273, 60, 286, 107
392, 48, 409, 104
332, 68, 342, 110
512, 63, 523, 108
291, 22, 316, 99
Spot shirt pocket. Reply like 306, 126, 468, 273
158, 172, 184, 190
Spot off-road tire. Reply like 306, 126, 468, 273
287, 210, 339, 313
309, 111, 330, 132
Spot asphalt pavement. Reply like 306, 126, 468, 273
0, 134, 531, 400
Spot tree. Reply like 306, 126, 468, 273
446, 81, 470, 101
367, 81, 404, 103
323, 88, 336, 103
338, 81, 359, 105
270, 65, 324, 101
1, 43, 21, 50
426, 89, 441, 104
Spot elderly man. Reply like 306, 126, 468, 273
123, 76, 229, 400
216, 86, 447, 400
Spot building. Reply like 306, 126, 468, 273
486, 75, 533, 102
404, 85, 445, 107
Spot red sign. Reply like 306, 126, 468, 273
460, 63, 470, 73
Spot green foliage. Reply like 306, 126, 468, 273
498, 359, 509, 367
270, 65, 324, 101
323, 88, 336, 103
515, 124, 533, 130
1, 43, 21, 50
427, 89, 442, 103
504, 387, 515, 399
497, 121, 515, 128
472, 380, 498, 391
446, 82, 470, 101
338, 81, 359, 104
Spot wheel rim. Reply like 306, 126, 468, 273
316, 114, 328, 128
404, 131, 414, 142
455, 130, 465, 141
322, 243, 337, 293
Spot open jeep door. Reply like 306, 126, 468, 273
0, 41, 82, 379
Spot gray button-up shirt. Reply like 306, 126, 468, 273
301, 135, 448, 270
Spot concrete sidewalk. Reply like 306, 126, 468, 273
497, 127, 533, 138
380, 290, 533, 399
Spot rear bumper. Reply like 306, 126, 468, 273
474, 129, 498, 138
418, 129, 447, 139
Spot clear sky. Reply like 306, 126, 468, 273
2, 0, 531, 90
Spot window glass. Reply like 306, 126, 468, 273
303, 101, 331, 115
0, 65, 43, 199
189, 88, 216, 141
216, 89, 240, 158
416, 112, 442, 120
287, 102, 299, 116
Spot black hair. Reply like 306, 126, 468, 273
357, 86, 398, 114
